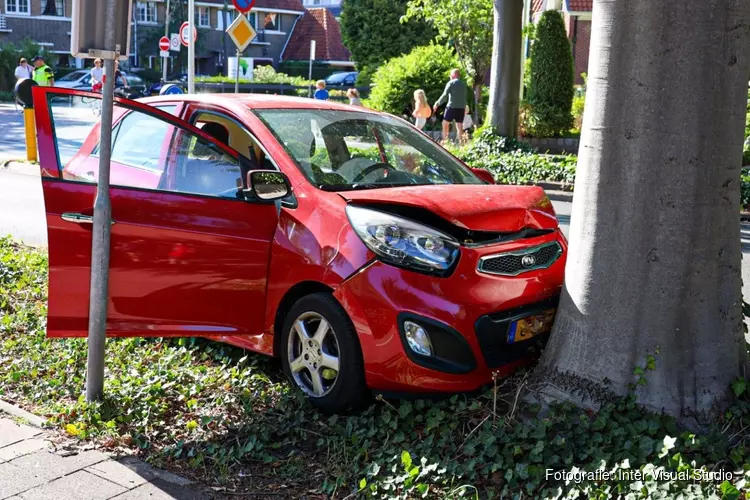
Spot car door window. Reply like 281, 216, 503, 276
109, 110, 171, 171
169, 129, 243, 199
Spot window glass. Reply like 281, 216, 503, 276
109, 110, 170, 172
197, 7, 210, 27
170, 130, 243, 198
7, 0, 30, 14
263, 12, 279, 31
136, 1, 157, 23
42, 0, 64, 16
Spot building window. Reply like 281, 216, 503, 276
197, 7, 210, 27
42, 0, 65, 16
262, 12, 280, 31
136, 1, 157, 23
6, 0, 30, 14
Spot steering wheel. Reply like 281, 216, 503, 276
352, 162, 397, 184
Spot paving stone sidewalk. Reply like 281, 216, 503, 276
0, 414, 213, 500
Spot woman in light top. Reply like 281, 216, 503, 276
412, 89, 431, 130
347, 88, 363, 106
90, 59, 104, 92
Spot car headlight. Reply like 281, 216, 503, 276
346, 205, 460, 275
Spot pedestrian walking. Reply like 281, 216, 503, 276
412, 89, 431, 130
433, 68, 468, 144
314, 80, 329, 101
347, 88, 362, 106
103, 60, 128, 88
14, 58, 33, 81
90, 59, 104, 92
31, 56, 54, 86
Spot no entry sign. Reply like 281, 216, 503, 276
179, 21, 198, 47
232, 0, 255, 13
159, 36, 170, 52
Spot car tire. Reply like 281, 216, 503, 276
280, 293, 369, 413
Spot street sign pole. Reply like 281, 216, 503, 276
308, 39, 316, 98
188, 0, 195, 93
163, 0, 170, 82
86, 0, 119, 402
235, 49, 241, 93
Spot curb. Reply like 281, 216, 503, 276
545, 190, 574, 203
1, 159, 37, 175
0, 399, 47, 428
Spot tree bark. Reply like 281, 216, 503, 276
535, 0, 750, 421
486, 0, 523, 135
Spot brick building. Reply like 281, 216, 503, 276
281, 8, 352, 68
0, 0, 313, 75
532, 0, 592, 85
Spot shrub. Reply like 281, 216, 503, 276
368, 44, 460, 119
742, 168, 750, 210
526, 10, 574, 137
572, 73, 587, 132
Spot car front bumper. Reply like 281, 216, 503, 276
332, 232, 567, 394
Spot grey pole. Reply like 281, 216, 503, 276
308, 40, 315, 98
235, 49, 240, 93
85, 0, 118, 402
163, 0, 171, 82
188, 0, 195, 93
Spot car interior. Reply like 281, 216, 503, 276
193, 112, 275, 172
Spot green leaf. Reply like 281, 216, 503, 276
719, 480, 740, 500
359, 478, 367, 490
732, 378, 747, 397
401, 450, 412, 470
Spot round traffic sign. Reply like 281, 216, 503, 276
159, 36, 170, 51
232, 0, 256, 13
160, 84, 184, 95
179, 22, 197, 47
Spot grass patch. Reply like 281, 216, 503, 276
2, 236, 750, 498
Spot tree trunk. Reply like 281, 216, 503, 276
486, 0, 523, 135
535, 0, 750, 421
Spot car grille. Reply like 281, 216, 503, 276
477, 241, 562, 276
475, 296, 559, 369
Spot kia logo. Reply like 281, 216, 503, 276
521, 255, 536, 268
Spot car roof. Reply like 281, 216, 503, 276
138, 94, 380, 113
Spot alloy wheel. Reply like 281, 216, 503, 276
287, 311, 341, 398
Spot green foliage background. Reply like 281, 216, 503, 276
339, 0, 435, 85
368, 44, 459, 118
526, 11, 574, 137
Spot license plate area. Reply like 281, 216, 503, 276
508, 308, 556, 343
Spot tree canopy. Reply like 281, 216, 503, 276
340, 0, 434, 85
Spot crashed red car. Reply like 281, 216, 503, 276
33, 88, 566, 412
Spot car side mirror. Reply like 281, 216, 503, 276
246, 170, 291, 201
471, 168, 495, 184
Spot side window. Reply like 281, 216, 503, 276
168, 129, 243, 199
110, 110, 171, 172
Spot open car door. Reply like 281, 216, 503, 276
33, 87, 279, 347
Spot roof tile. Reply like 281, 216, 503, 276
565, 0, 592, 12
282, 8, 351, 62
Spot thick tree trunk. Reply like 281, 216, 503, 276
535, 0, 750, 420
486, 0, 523, 135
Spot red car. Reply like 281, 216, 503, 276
33, 88, 566, 412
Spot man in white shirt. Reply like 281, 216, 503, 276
14, 58, 32, 80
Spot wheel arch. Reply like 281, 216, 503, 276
273, 281, 335, 357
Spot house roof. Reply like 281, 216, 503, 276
201, 0, 305, 12
565, 0, 592, 12
282, 8, 351, 62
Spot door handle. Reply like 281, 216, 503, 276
61, 213, 116, 225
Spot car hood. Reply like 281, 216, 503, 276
337, 184, 558, 232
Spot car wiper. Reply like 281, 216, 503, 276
319, 183, 423, 192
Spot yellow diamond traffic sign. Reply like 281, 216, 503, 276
227, 13, 257, 52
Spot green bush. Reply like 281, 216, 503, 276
526, 11, 574, 137
368, 44, 460, 119
197, 66, 313, 86
742, 168, 750, 210
0, 91, 14, 102
452, 127, 577, 185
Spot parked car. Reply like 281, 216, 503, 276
54, 70, 92, 90
30, 88, 567, 413
325, 71, 358, 87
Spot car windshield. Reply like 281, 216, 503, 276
58, 71, 87, 82
255, 109, 481, 191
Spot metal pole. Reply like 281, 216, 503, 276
308, 40, 315, 98
163, 0, 171, 82
188, 0, 195, 93
235, 49, 240, 93
23, 108, 37, 162
86, 0, 118, 402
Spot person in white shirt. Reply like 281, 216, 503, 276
90, 58, 104, 92
14, 58, 32, 80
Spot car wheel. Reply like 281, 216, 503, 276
281, 293, 369, 413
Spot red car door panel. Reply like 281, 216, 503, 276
33, 87, 278, 339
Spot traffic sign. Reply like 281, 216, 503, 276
170, 33, 180, 52
160, 50, 170, 58
232, 0, 255, 13
179, 21, 197, 47
159, 36, 170, 52
226, 13, 257, 52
